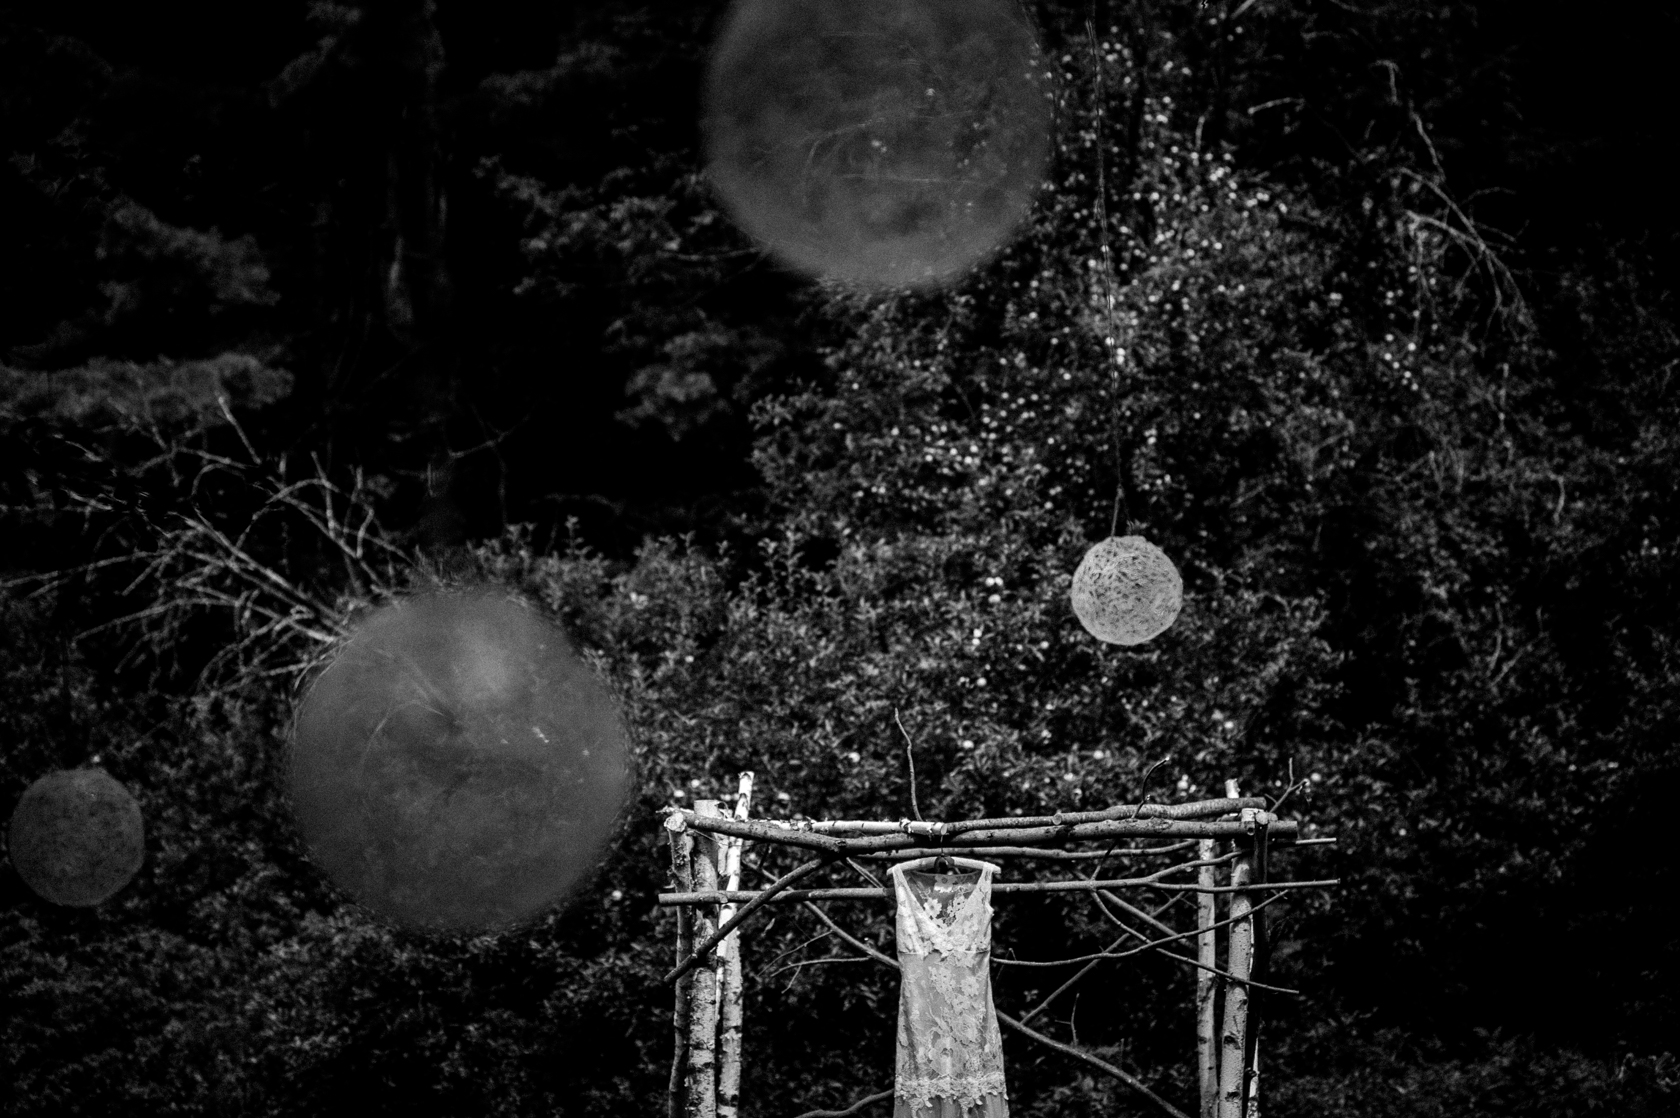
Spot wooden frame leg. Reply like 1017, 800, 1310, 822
1216, 842, 1255, 1118
686, 801, 723, 1118
1195, 837, 1220, 1118
667, 815, 695, 1118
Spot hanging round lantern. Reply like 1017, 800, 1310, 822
1070, 535, 1183, 646
287, 589, 633, 935
7, 768, 145, 907
700, 0, 1053, 291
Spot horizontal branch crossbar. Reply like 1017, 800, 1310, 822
660, 797, 1265, 840
657, 878, 1338, 906
663, 813, 1298, 855
855, 842, 1200, 861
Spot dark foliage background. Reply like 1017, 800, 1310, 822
1, 0, 1675, 1115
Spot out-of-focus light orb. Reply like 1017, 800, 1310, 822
1071, 535, 1184, 646
287, 589, 633, 935
701, 0, 1053, 290
7, 768, 145, 907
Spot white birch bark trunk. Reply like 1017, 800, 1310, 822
666, 813, 695, 1118
1216, 843, 1255, 1118
685, 800, 723, 1118
1196, 836, 1220, 1118
716, 772, 754, 1118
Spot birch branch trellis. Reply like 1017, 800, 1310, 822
657, 776, 1337, 1118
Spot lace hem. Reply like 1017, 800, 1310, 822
896, 1070, 1008, 1110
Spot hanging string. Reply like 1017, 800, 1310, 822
1088, 10, 1132, 541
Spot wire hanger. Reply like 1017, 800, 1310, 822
896, 854, 1001, 876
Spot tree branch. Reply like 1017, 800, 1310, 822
992, 893, 1289, 968
657, 810, 1298, 856
791, 1088, 894, 1118
996, 1008, 1192, 1118
663, 856, 832, 984
658, 878, 1335, 907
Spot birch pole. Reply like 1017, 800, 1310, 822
1243, 811, 1271, 1118
686, 800, 724, 1118
1216, 805, 1257, 1118
717, 773, 755, 1118
1195, 833, 1220, 1118
666, 813, 696, 1118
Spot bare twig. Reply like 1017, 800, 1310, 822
894, 708, 923, 822
791, 1088, 894, 1118
844, 858, 885, 889
1269, 760, 1309, 815
799, 900, 897, 970
996, 1009, 1192, 1118
664, 857, 834, 984
754, 929, 835, 981
1017, 895, 1181, 1027
1130, 756, 1172, 818
991, 893, 1289, 969
763, 955, 873, 984
1084, 893, 1301, 995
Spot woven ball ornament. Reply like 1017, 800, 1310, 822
1070, 535, 1184, 646
287, 590, 632, 935
701, 0, 1052, 290
7, 768, 145, 907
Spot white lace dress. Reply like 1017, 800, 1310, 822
889, 863, 1010, 1118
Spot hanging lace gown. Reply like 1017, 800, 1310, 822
889, 862, 1010, 1118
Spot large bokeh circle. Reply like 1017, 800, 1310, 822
7, 768, 145, 907
287, 590, 633, 935
701, 0, 1053, 290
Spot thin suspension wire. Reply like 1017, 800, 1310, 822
1088, 11, 1131, 540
